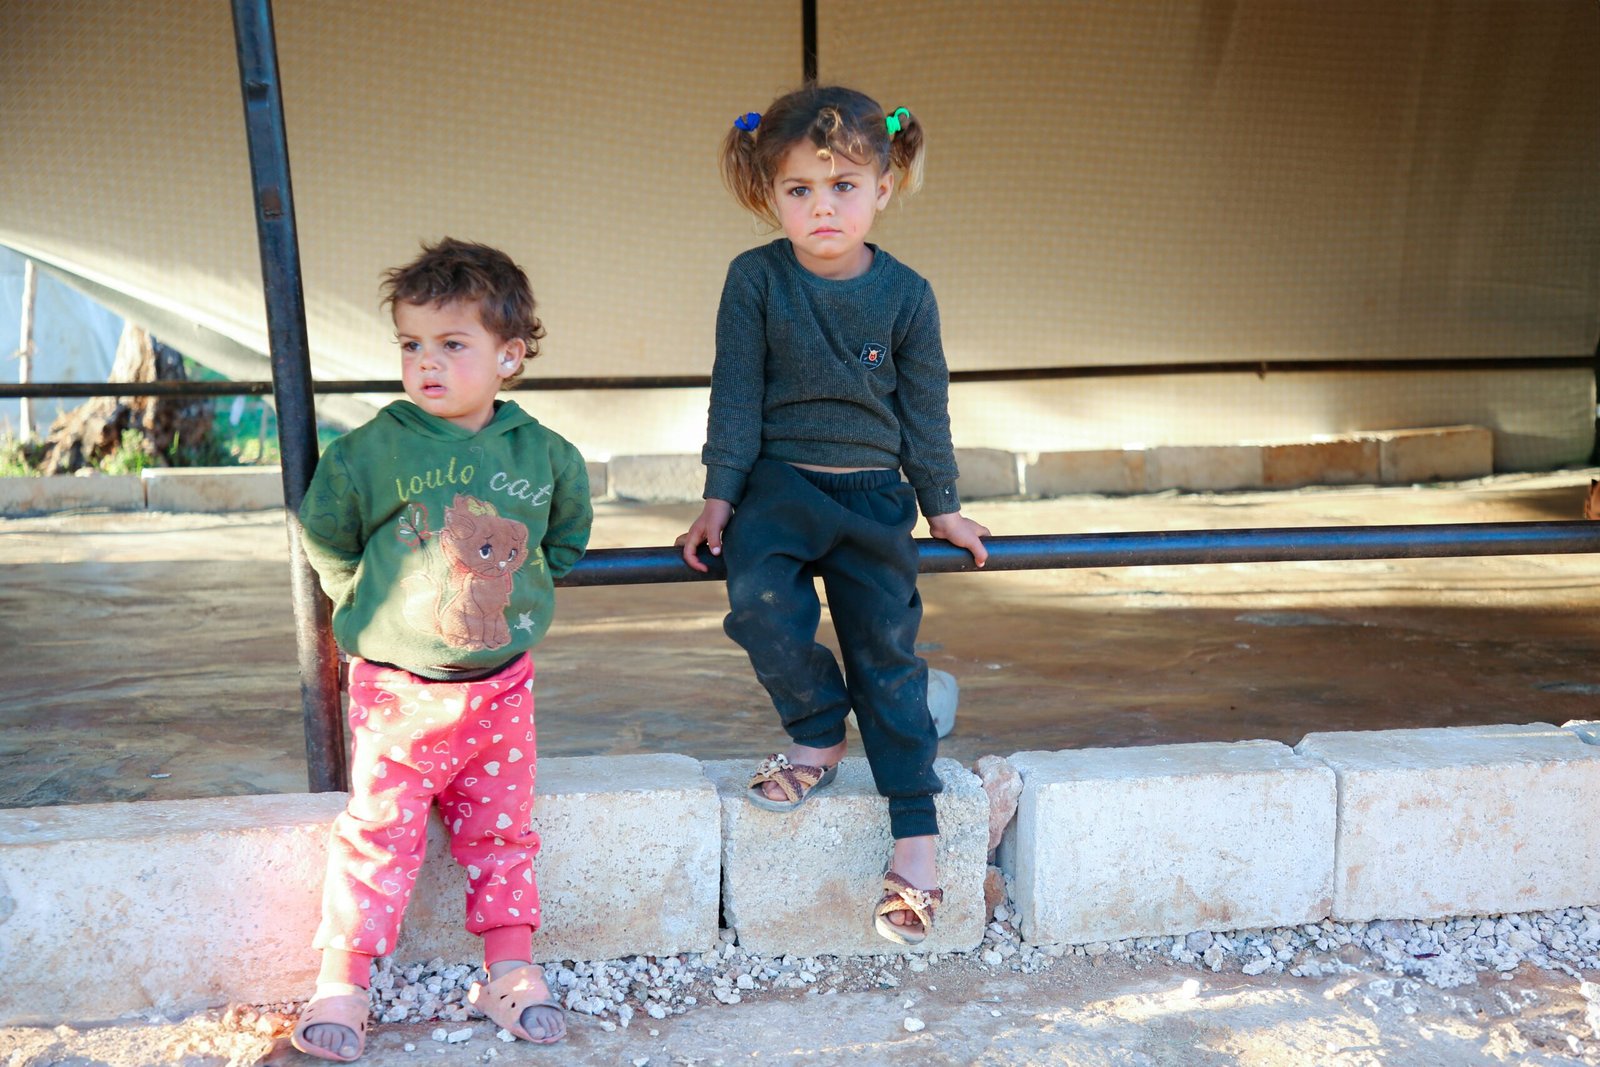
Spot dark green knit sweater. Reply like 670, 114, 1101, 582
701, 239, 961, 516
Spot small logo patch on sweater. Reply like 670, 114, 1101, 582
859, 342, 888, 369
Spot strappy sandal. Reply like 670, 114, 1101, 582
874, 871, 944, 946
467, 964, 567, 1045
290, 991, 368, 1063
746, 753, 838, 812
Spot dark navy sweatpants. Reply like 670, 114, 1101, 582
722, 459, 941, 839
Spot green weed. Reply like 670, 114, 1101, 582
98, 429, 156, 475
0, 436, 41, 477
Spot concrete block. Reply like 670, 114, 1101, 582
1145, 445, 1264, 492
1023, 449, 1146, 496
954, 448, 1021, 499
142, 466, 284, 511
401, 754, 721, 964
1564, 720, 1600, 746
585, 459, 609, 499
1369, 425, 1493, 484
0, 755, 720, 1025
708, 757, 988, 956
998, 742, 1335, 945
607, 454, 703, 503
1296, 724, 1600, 921
1261, 438, 1379, 489
0, 793, 343, 1025
0, 474, 144, 515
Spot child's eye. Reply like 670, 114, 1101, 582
444, 340, 464, 351
834, 181, 855, 193
786, 187, 809, 198
399, 340, 419, 353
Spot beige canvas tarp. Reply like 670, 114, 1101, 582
2, 1, 1596, 466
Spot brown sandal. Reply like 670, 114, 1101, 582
467, 964, 567, 1045
290, 991, 368, 1063
874, 872, 943, 946
746, 753, 838, 812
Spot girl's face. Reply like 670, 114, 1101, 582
394, 298, 523, 433
771, 140, 893, 280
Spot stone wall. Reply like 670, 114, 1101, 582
0, 427, 1497, 515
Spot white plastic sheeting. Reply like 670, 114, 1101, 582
0, 246, 120, 437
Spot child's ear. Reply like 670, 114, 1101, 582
875, 169, 895, 211
498, 338, 527, 377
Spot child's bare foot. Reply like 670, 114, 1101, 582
482, 961, 565, 1043
887, 835, 938, 932
757, 740, 846, 802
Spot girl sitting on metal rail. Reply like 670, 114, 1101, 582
676, 85, 989, 946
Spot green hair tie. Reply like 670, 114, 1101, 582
885, 107, 911, 137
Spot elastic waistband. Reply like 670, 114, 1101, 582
352, 651, 531, 686
787, 463, 902, 493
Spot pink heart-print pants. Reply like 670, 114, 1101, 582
313, 652, 541, 960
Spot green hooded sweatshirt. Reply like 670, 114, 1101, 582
300, 399, 592, 679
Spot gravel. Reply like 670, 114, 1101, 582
263, 883, 1600, 1049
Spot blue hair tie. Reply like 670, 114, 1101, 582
733, 112, 761, 132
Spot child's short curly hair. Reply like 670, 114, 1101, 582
381, 238, 545, 384
720, 85, 926, 229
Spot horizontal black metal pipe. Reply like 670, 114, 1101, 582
4, 355, 1590, 401
946, 355, 1592, 383
0, 376, 709, 399
556, 520, 1600, 587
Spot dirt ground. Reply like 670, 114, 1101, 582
4, 952, 1598, 1066
3, 471, 1600, 1065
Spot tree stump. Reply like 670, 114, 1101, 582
37, 323, 213, 474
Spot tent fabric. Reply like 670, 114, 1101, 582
1, 1, 1595, 465
0, 247, 121, 436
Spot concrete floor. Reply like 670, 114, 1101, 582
2, 472, 1598, 808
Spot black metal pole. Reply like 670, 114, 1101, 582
556, 520, 1600, 587
230, 0, 346, 792
802, 0, 817, 83
1592, 334, 1600, 465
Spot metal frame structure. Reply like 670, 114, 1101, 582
23, 0, 1560, 792
561, 523, 1600, 587
3, 354, 1592, 402
231, 0, 345, 790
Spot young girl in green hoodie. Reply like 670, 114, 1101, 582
292, 238, 591, 1062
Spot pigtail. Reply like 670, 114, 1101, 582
720, 122, 778, 228
886, 107, 926, 200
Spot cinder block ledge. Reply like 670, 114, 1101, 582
0, 473, 143, 514
142, 466, 285, 512
998, 741, 1336, 945
399, 753, 720, 966
0, 422, 1512, 515
10, 723, 1600, 1028
1296, 724, 1600, 922
0, 754, 720, 1027
0, 792, 342, 1026
707, 756, 989, 957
